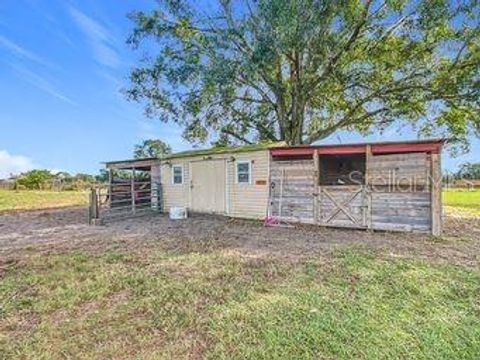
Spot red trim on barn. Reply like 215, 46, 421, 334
269, 139, 444, 157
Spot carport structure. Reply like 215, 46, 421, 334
89, 158, 162, 223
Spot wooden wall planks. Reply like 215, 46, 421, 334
269, 149, 439, 234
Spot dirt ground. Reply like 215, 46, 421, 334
1, 206, 479, 271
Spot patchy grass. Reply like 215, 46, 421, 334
444, 189, 480, 216
1, 247, 479, 359
0, 190, 87, 212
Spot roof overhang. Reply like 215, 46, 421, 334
104, 157, 160, 170
270, 139, 445, 157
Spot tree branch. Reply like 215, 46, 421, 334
220, 128, 253, 144
305, 107, 388, 143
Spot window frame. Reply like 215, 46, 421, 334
171, 164, 184, 185
236, 160, 252, 185
319, 154, 366, 186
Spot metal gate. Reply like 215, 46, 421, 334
317, 185, 370, 229
88, 181, 162, 224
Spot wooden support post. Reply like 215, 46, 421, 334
131, 167, 136, 214
365, 144, 373, 230
431, 152, 442, 236
313, 149, 319, 224
108, 169, 112, 208
89, 188, 101, 225
88, 188, 94, 224
279, 168, 285, 220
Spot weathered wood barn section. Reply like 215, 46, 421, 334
269, 139, 444, 235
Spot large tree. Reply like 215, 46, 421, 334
126, 0, 480, 148
134, 139, 172, 158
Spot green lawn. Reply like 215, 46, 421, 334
443, 189, 480, 216
0, 189, 479, 358
1, 248, 479, 359
0, 190, 88, 212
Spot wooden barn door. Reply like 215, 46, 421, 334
317, 185, 370, 229
190, 160, 226, 214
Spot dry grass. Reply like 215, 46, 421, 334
0, 190, 87, 212
0, 192, 479, 359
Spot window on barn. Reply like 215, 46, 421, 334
236, 161, 251, 184
172, 165, 183, 184
319, 154, 365, 185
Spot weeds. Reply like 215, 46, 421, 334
1, 247, 479, 359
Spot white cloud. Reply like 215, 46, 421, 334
8, 63, 78, 106
0, 150, 36, 179
0, 34, 52, 67
68, 7, 121, 68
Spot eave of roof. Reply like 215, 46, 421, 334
104, 157, 159, 165
103, 142, 284, 166
104, 138, 445, 167
161, 142, 284, 160
270, 138, 445, 157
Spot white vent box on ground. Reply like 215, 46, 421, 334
169, 207, 188, 220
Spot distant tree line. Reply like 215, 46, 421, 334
454, 163, 480, 180
1, 170, 109, 191
443, 162, 480, 188
0, 139, 173, 191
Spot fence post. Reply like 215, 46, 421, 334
313, 149, 319, 224
88, 187, 104, 225
151, 181, 158, 211
131, 168, 136, 214
89, 188, 98, 225
108, 169, 112, 207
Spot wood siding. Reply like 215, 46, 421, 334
368, 153, 432, 233
367, 153, 430, 187
370, 191, 431, 232
270, 159, 315, 223
270, 151, 438, 234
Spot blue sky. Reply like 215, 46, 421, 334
0, 0, 478, 178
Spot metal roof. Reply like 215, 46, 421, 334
103, 138, 445, 167
270, 138, 445, 156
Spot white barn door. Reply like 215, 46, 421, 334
190, 160, 226, 214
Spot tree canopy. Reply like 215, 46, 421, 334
134, 139, 172, 158
126, 0, 480, 149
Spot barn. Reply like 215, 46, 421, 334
268, 139, 443, 235
102, 139, 443, 235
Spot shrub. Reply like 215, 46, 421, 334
15, 170, 53, 190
